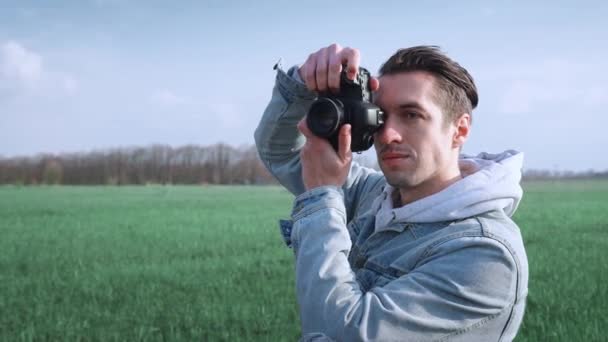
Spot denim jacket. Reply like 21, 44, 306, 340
254, 65, 529, 342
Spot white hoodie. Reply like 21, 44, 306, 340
375, 150, 524, 230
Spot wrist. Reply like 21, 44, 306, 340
292, 186, 345, 220
275, 65, 316, 102
304, 180, 343, 192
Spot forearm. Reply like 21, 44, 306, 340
254, 65, 316, 196
290, 186, 362, 337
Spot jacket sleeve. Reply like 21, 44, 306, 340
254, 64, 384, 220
291, 187, 519, 341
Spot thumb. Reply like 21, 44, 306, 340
338, 124, 352, 161
297, 118, 313, 138
370, 77, 380, 92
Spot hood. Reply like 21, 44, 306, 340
374, 150, 524, 230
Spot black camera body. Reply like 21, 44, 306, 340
306, 67, 384, 152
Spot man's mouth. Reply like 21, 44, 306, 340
381, 152, 410, 161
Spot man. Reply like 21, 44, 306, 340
255, 44, 528, 341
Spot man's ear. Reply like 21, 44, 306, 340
452, 113, 471, 149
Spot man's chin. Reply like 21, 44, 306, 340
382, 170, 418, 189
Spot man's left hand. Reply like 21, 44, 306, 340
297, 119, 352, 191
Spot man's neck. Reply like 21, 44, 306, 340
396, 168, 463, 207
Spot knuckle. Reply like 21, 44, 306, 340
305, 76, 315, 87
342, 47, 359, 59
304, 69, 315, 83
316, 63, 327, 74
329, 63, 342, 73
305, 54, 315, 66
316, 48, 328, 61
329, 43, 341, 51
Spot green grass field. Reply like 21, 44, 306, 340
1, 181, 607, 341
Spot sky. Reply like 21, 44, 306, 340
0, 0, 606, 171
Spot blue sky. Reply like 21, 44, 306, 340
1, 0, 606, 171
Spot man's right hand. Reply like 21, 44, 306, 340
298, 43, 380, 94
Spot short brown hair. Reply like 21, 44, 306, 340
379, 46, 478, 124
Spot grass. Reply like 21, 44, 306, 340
513, 180, 608, 340
0, 186, 299, 341
1, 181, 607, 341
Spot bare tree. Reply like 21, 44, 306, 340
0, 143, 278, 185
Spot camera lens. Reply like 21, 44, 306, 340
307, 98, 343, 138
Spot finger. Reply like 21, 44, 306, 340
338, 124, 352, 161
340, 47, 360, 80
369, 76, 380, 92
302, 53, 318, 91
297, 118, 313, 138
315, 48, 329, 92
327, 44, 343, 92
328, 53, 343, 93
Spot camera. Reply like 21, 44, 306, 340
306, 67, 384, 152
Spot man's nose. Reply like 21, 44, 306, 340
376, 119, 402, 145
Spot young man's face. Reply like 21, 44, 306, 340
373, 71, 460, 189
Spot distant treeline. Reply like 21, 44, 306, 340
521, 169, 608, 181
0, 144, 277, 185
1, 144, 606, 185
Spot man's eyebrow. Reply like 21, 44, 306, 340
397, 102, 426, 111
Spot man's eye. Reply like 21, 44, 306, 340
406, 112, 419, 119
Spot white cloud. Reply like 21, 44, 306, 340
0, 40, 79, 98
0, 40, 43, 88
